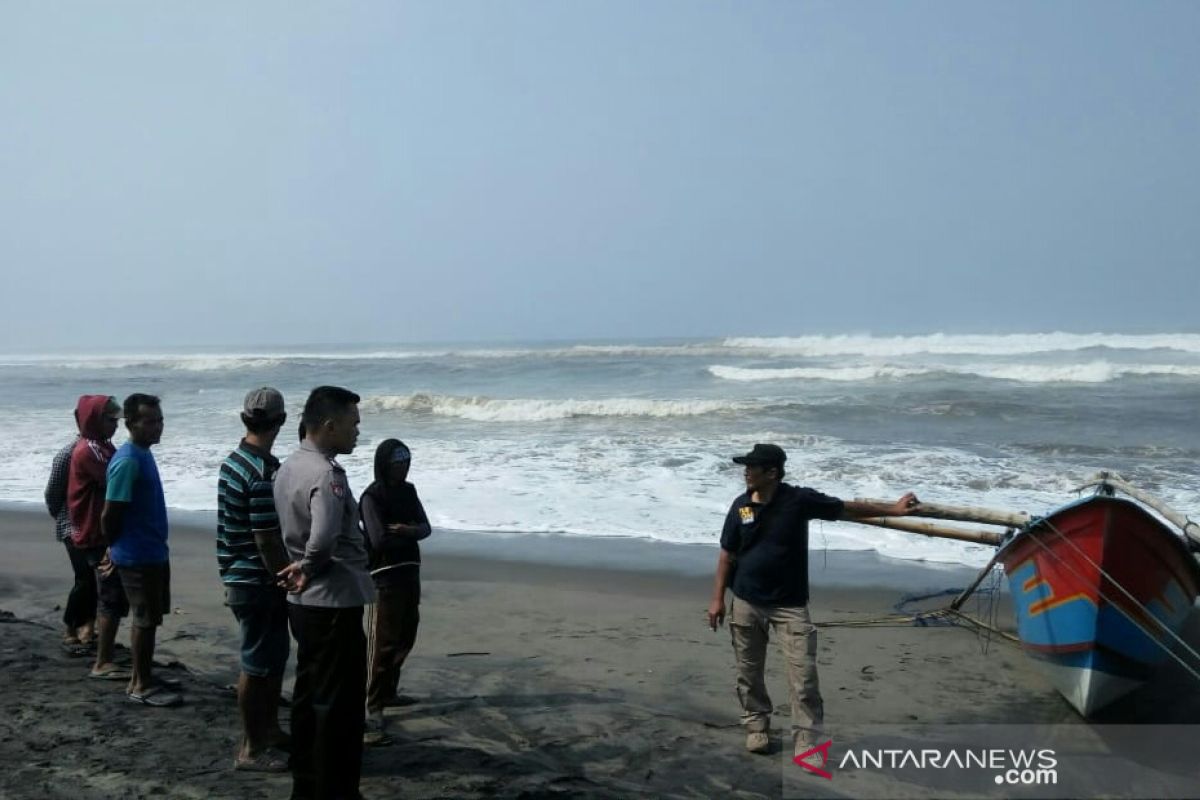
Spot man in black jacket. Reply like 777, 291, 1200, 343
707, 443, 918, 758
359, 438, 431, 744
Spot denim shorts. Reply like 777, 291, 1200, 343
225, 584, 291, 678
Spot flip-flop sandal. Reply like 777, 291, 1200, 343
127, 685, 183, 707
233, 749, 289, 772
89, 667, 132, 680
62, 642, 92, 657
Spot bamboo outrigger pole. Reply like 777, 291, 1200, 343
855, 498, 1030, 528
852, 517, 1006, 546
1077, 471, 1200, 548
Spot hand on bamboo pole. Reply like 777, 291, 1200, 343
842, 492, 921, 520
855, 498, 1029, 528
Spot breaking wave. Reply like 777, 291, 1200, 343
708, 361, 1200, 384
362, 393, 754, 422
709, 365, 927, 382
723, 332, 1200, 357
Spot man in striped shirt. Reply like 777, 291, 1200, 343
218, 387, 292, 772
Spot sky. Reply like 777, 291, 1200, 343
2, 1, 1197, 349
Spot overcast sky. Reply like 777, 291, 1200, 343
2, 2, 1197, 349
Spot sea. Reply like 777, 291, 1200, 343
3, 332, 1199, 568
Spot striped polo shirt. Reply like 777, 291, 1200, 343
217, 440, 280, 586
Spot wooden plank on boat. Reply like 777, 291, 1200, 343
1078, 471, 1200, 548
852, 516, 1006, 546
855, 498, 1030, 528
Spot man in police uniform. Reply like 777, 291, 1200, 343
275, 386, 374, 800
706, 443, 919, 758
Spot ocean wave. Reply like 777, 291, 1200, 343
362, 393, 752, 421
0, 350, 452, 371
723, 332, 1200, 357
708, 361, 1200, 384
708, 365, 927, 382
0, 344, 739, 370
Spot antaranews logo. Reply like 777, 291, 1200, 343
793, 739, 1058, 786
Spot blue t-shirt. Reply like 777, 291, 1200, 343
106, 442, 169, 566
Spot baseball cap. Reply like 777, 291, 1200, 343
243, 387, 286, 420
732, 443, 787, 466
390, 443, 412, 463
103, 396, 123, 418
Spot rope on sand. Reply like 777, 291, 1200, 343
815, 606, 1020, 644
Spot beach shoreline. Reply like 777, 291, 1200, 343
2, 507, 1195, 799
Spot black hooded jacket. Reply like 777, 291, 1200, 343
359, 439, 430, 586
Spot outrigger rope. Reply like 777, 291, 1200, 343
815, 585, 1020, 646
966, 565, 1007, 655
1024, 516, 1200, 688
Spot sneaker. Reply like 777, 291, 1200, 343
745, 731, 771, 754
363, 711, 390, 746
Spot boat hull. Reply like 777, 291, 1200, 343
999, 496, 1200, 716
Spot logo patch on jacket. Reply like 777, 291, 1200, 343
739, 506, 755, 524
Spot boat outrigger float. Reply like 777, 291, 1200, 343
854, 472, 1200, 717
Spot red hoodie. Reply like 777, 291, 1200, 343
68, 395, 117, 548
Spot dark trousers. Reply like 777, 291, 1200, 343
62, 542, 97, 631
366, 578, 420, 713
288, 604, 366, 800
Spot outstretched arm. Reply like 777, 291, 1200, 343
840, 492, 920, 519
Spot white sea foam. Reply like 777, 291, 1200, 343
968, 362, 1200, 383
5, 335, 1199, 570
723, 332, 1200, 357
0, 344, 734, 368
708, 365, 928, 382
0, 350, 453, 370
7, 332, 1200, 371
5, 410, 1200, 569
708, 361, 1200, 384
362, 393, 752, 421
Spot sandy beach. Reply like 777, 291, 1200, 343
2, 506, 1197, 799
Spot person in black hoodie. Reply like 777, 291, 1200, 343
359, 439, 430, 743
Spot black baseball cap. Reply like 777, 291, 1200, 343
732, 443, 787, 466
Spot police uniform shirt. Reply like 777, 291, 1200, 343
273, 440, 376, 608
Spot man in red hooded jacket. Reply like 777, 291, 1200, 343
67, 394, 127, 680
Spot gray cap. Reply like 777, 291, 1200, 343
243, 387, 286, 420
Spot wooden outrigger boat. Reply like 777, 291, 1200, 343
854, 472, 1200, 717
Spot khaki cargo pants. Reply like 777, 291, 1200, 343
729, 596, 823, 743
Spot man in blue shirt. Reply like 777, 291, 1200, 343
707, 443, 918, 758
102, 393, 180, 708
